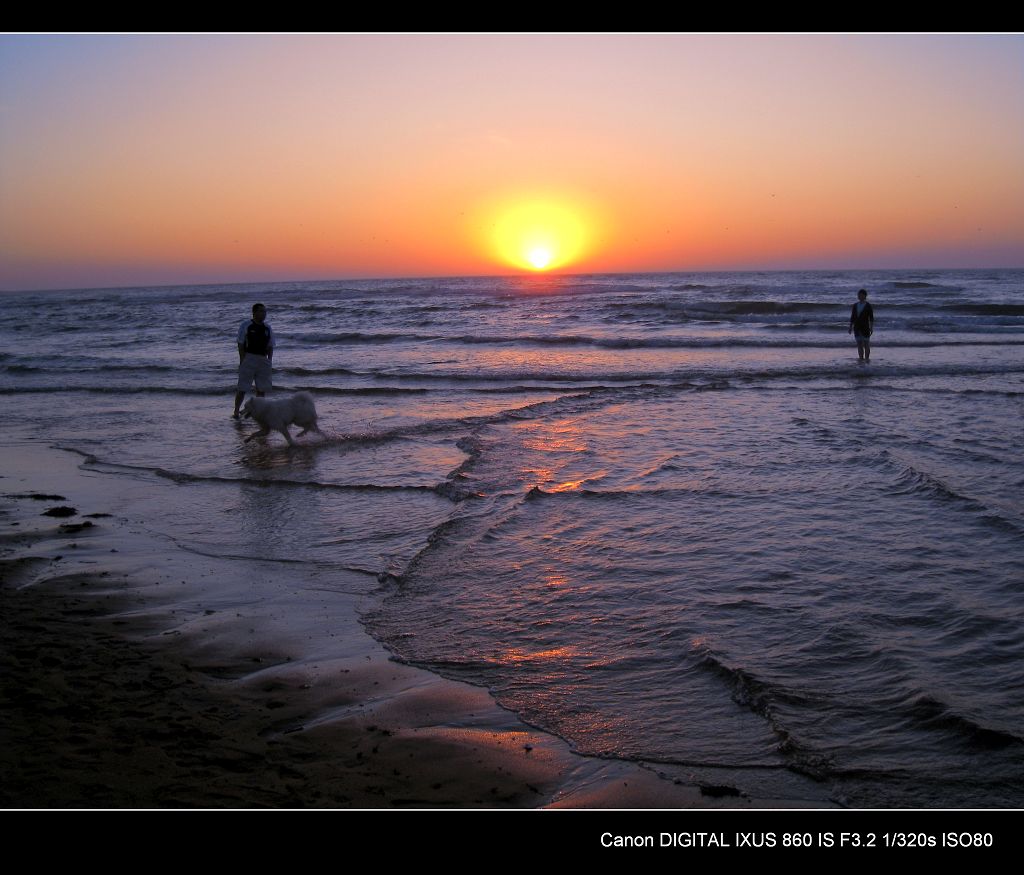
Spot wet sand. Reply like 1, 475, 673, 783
1, 441, 821, 809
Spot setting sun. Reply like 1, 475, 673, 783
487, 197, 593, 273
527, 247, 553, 270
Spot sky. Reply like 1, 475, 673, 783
1, 33, 1022, 290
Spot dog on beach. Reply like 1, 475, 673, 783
242, 392, 321, 445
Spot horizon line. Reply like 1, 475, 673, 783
4, 264, 1023, 296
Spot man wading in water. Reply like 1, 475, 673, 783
233, 302, 274, 418
848, 288, 874, 362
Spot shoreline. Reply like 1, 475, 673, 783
0, 440, 823, 809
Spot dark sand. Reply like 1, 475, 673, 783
1, 442, 822, 809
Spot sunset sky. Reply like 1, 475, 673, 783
1, 33, 1022, 290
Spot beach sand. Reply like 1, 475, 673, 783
0, 441, 821, 809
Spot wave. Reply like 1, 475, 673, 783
691, 642, 834, 780
905, 694, 1024, 749
0, 385, 233, 396
66, 449, 461, 500
282, 331, 1024, 351
345, 360, 1024, 386
938, 303, 1024, 317
602, 299, 844, 319
286, 384, 429, 396
596, 296, 1023, 324
374, 502, 499, 585
1, 363, 177, 374
284, 366, 359, 376
520, 483, 738, 501
4, 360, 1022, 402
316, 391, 613, 447
0, 381, 425, 399
287, 331, 432, 345
883, 456, 1022, 535
337, 332, 807, 350
284, 328, 862, 349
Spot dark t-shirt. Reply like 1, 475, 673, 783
850, 301, 874, 336
238, 319, 274, 356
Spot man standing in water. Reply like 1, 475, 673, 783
233, 303, 274, 418
848, 288, 874, 362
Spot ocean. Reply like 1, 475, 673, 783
2, 268, 1022, 807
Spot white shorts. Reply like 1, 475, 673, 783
237, 353, 272, 393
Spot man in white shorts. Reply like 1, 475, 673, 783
233, 302, 274, 418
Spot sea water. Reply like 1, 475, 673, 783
2, 269, 1022, 807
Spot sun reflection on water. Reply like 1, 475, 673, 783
496, 645, 580, 664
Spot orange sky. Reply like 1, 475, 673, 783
1, 34, 1022, 289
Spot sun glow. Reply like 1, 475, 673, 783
488, 197, 593, 272
527, 247, 553, 270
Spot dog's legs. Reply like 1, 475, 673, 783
297, 416, 322, 437
244, 427, 270, 443
280, 427, 295, 446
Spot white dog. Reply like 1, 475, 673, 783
242, 392, 321, 445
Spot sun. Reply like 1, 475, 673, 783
527, 247, 553, 270
488, 197, 591, 272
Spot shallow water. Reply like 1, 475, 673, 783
2, 268, 1022, 806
